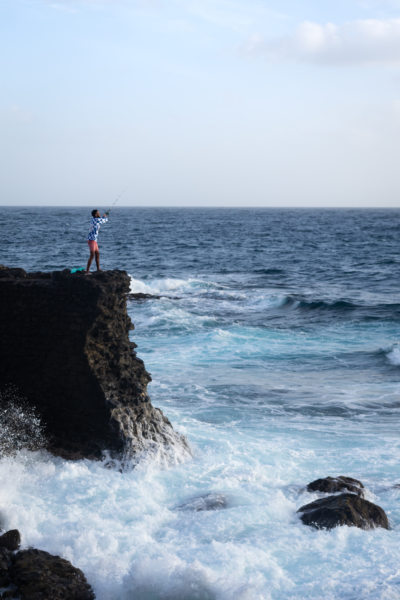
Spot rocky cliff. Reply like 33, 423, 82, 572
0, 266, 189, 461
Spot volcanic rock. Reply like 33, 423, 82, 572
0, 530, 21, 552
10, 549, 95, 600
0, 547, 12, 587
128, 292, 162, 300
297, 493, 389, 530
307, 476, 364, 497
0, 267, 189, 461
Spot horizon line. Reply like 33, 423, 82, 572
1, 205, 400, 210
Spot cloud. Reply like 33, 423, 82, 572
245, 18, 400, 66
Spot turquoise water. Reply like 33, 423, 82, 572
1, 207, 400, 599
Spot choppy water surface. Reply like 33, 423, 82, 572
1, 207, 400, 599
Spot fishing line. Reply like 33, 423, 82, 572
106, 188, 126, 216
104, 188, 127, 256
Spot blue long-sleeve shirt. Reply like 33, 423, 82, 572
87, 217, 108, 241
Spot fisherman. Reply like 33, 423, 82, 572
86, 209, 108, 273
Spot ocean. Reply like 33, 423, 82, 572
1, 207, 400, 599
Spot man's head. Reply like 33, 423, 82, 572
91, 209, 100, 218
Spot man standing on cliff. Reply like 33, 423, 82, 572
86, 209, 108, 273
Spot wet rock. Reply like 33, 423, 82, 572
1, 590, 18, 599
0, 530, 21, 552
10, 549, 95, 600
307, 476, 364, 497
0, 267, 27, 279
128, 293, 181, 301
0, 547, 12, 587
176, 493, 229, 512
297, 493, 389, 530
1, 590, 19, 599
128, 292, 162, 300
0, 267, 189, 461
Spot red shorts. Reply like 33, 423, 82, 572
87, 240, 99, 252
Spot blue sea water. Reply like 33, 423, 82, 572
1, 207, 400, 599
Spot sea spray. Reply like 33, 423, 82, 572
0, 386, 45, 456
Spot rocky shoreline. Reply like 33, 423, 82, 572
0, 266, 193, 597
186, 475, 390, 531
0, 528, 94, 599
0, 472, 390, 599
297, 476, 389, 530
0, 266, 393, 599
0, 266, 189, 462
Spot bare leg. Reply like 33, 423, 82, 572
95, 250, 101, 271
86, 251, 95, 273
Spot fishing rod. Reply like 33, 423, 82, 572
105, 189, 126, 216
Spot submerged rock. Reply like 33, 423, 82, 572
307, 476, 364, 497
176, 493, 229, 512
10, 549, 95, 600
297, 493, 389, 530
0, 267, 189, 461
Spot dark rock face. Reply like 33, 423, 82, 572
0, 267, 189, 461
307, 476, 364, 497
297, 493, 389, 530
0, 547, 12, 587
10, 549, 95, 600
0, 530, 21, 552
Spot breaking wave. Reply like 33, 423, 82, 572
129, 276, 222, 297
280, 296, 357, 312
384, 345, 400, 366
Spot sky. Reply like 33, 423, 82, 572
1, 0, 400, 207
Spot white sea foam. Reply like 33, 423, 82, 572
129, 277, 189, 295
0, 413, 399, 600
129, 276, 217, 296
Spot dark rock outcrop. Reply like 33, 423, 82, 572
0, 547, 12, 587
128, 292, 162, 300
0, 530, 21, 552
10, 549, 95, 600
0, 528, 94, 599
0, 266, 189, 461
307, 476, 364, 497
297, 493, 389, 530
128, 293, 180, 301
